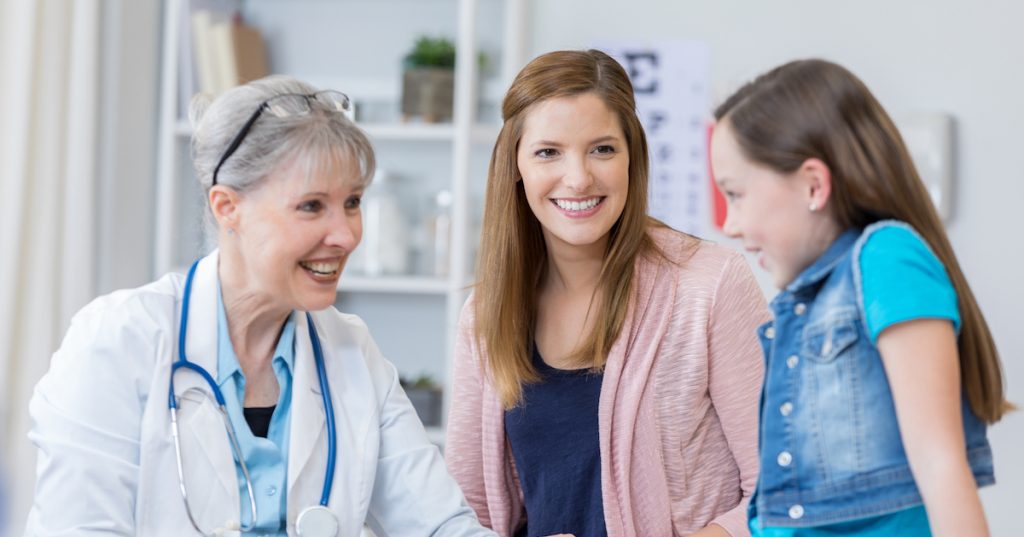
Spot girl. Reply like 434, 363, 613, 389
445, 49, 769, 537
710, 59, 1011, 536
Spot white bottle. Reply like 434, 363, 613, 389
359, 170, 409, 275
431, 189, 452, 277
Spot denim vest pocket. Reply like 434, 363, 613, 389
801, 310, 859, 363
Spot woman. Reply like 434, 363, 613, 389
445, 50, 768, 537
26, 76, 494, 537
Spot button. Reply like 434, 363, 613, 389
266, 486, 277, 496
764, 326, 775, 339
789, 504, 805, 519
787, 355, 799, 369
794, 303, 806, 315
780, 402, 793, 416
777, 451, 793, 466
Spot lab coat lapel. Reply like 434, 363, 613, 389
172, 250, 241, 507
288, 312, 327, 506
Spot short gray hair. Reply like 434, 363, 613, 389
189, 75, 376, 240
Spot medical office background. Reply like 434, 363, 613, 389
1, 0, 1021, 535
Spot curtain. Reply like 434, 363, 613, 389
0, 0, 101, 532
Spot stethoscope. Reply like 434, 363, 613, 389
168, 259, 340, 536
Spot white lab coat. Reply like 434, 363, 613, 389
26, 252, 493, 537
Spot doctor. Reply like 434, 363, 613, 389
26, 75, 495, 537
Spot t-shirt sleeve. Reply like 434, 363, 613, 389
858, 225, 960, 343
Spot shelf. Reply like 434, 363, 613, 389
362, 123, 501, 144
337, 275, 450, 294
303, 75, 509, 110
173, 119, 500, 144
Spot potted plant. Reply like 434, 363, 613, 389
401, 36, 456, 123
400, 373, 443, 427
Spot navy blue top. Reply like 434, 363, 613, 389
504, 346, 607, 537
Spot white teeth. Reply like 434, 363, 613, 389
554, 197, 601, 211
300, 261, 340, 275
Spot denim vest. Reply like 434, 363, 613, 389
749, 221, 994, 527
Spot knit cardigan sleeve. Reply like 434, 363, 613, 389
706, 252, 769, 536
444, 297, 493, 527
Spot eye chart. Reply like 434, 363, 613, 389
594, 42, 712, 237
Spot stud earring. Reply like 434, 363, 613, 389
809, 202, 818, 212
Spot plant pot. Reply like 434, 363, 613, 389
401, 67, 454, 123
405, 386, 443, 427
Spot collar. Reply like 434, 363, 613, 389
782, 228, 860, 294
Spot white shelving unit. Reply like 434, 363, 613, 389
155, 0, 528, 445
172, 119, 502, 144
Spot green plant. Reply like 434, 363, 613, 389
400, 372, 441, 390
403, 36, 456, 69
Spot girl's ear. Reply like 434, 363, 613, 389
800, 157, 833, 211
208, 185, 242, 232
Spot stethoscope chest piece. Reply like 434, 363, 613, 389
295, 505, 339, 537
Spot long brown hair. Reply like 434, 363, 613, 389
476, 49, 659, 409
715, 58, 1011, 423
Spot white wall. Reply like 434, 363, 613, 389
96, 0, 161, 295
527, 0, 1022, 533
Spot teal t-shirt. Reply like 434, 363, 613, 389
859, 225, 960, 343
752, 225, 957, 535
750, 505, 931, 536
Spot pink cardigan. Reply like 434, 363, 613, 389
445, 228, 769, 537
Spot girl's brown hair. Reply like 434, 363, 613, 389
715, 58, 1010, 423
476, 49, 660, 409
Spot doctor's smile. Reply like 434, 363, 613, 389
298, 259, 343, 279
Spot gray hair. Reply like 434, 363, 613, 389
189, 75, 376, 241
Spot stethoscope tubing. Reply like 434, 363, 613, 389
307, 317, 337, 507
169, 258, 337, 534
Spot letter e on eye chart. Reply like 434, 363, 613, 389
593, 41, 712, 237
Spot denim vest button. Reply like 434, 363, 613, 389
786, 355, 799, 368
780, 402, 793, 416
777, 451, 793, 466
794, 303, 807, 315
765, 326, 776, 339
789, 504, 805, 519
